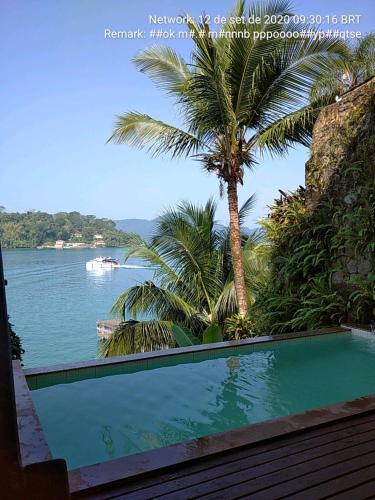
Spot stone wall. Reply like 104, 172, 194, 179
306, 76, 375, 207
305, 76, 375, 293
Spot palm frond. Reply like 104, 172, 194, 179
239, 193, 256, 226
214, 281, 238, 323
132, 45, 190, 95
249, 31, 346, 127
243, 227, 265, 247
111, 281, 197, 321
152, 201, 225, 308
98, 320, 174, 357
108, 112, 203, 158
353, 34, 375, 82
309, 35, 375, 100
184, 18, 235, 136
255, 102, 322, 155
122, 237, 180, 287
309, 72, 343, 102
243, 243, 270, 298
229, 0, 292, 120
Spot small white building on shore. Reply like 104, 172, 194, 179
54, 239, 66, 248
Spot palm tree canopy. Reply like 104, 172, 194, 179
108, 0, 346, 180
310, 34, 375, 100
99, 197, 267, 357
108, 0, 347, 320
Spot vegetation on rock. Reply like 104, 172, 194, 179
250, 167, 375, 334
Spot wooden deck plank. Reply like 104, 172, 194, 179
230, 450, 375, 500
123, 427, 375, 499
157, 439, 375, 500
84, 413, 375, 499
80, 412, 375, 500
327, 478, 375, 500
285, 465, 375, 500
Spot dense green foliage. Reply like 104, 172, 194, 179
0, 210, 129, 248
250, 178, 375, 334
249, 81, 375, 334
9, 319, 24, 363
99, 198, 267, 357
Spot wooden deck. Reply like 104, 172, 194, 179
80, 410, 375, 499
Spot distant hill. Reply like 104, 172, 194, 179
0, 210, 254, 249
115, 218, 159, 241
115, 218, 252, 241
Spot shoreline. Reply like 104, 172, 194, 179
2, 245, 127, 250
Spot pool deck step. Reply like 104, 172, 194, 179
76, 410, 375, 499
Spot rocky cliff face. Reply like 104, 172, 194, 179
306, 76, 375, 208
305, 76, 375, 297
254, 77, 375, 333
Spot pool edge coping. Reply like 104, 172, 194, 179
13, 360, 53, 467
24, 326, 348, 378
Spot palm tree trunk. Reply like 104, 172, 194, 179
227, 178, 248, 316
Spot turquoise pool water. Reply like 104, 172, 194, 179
31, 333, 375, 470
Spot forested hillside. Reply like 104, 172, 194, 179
0, 210, 129, 248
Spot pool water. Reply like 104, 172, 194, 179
31, 333, 375, 470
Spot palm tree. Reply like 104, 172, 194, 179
311, 34, 375, 99
108, 0, 345, 316
99, 197, 267, 357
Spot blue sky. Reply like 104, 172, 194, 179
1, 0, 374, 225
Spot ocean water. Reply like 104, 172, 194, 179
2, 248, 153, 368
31, 333, 375, 470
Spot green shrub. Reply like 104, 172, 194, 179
9, 319, 24, 362
225, 314, 255, 340
251, 176, 375, 334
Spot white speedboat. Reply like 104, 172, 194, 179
86, 257, 119, 270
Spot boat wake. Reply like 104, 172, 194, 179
85, 257, 159, 271
119, 264, 159, 269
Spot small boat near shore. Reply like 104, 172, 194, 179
86, 257, 160, 271
85, 257, 119, 270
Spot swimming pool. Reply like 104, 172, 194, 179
29, 331, 375, 470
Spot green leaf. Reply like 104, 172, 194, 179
107, 112, 203, 158
98, 320, 174, 357
172, 324, 200, 347
202, 324, 223, 344
132, 45, 190, 95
